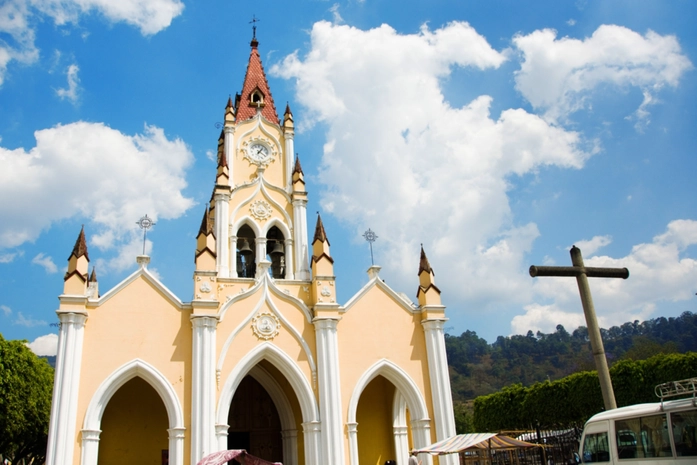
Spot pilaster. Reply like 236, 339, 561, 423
421, 318, 457, 465
191, 315, 218, 464
46, 310, 88, 465
313, 318, 345, 465
214, 191, 230, 278
292, 198, 310, 280
223, 126, 235, 179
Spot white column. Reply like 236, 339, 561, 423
411, 419, 434, 465
215, 423, 229, 451
393, 425, 409, 465
281, 428, 299, 465
46, 311, 87, 465
347, 422, 359, 465
79, 429, 101, 465
284, 129, 295, 192
292, 198, 310, 280
229, 232, 237, 277
255, 237, 268, 270
284, 238, 294, 280
313, 318, 345, 465
223, 126, 235, 181
214, 192, 230, 278
191, 316, 218, 464
302, 421, 322, 465
168, 427, 186, 465
422, 319, 457, 465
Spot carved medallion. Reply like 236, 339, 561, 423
249, 200, 272, 221
199, 282, 212, 293
252, 312, 280, 340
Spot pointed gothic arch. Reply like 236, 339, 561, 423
81, 359, 185, 465
217, 343, 320, 464
347, 359, 433, 465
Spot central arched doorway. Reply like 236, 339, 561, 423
228, 375, 283, 462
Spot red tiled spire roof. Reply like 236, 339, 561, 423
418, 245, 433, 275
293, 156, 304, 175
69, 225, 89, 261
236, 39, 279, 124
313, 214, 329, 245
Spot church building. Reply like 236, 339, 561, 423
45, 36, 457, 465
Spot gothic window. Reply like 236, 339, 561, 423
236, 225, 256, 278
266, 226, 285, 279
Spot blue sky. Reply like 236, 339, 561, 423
1, 0, 696, 355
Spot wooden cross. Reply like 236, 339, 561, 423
530, 246, 629, 410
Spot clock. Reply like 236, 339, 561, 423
248, 143, 270, 162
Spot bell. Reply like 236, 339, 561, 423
238, 238, 253, 256
270, 240, 284, 256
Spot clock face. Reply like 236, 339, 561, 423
248, 143, 270, 162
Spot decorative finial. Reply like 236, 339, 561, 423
250, 14, 260, 40
136, 214, 156, 255
363, 228, 378, 266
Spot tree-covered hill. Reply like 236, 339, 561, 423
446, 311, 697, 402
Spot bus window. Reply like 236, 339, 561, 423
616, 414, 670, 458
582, 432, 610, 463
671, 410, 697, 457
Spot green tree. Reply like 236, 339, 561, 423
0, 334, 54, 464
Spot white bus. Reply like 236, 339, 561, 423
579, 378, 697, 464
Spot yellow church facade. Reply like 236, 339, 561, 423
46, 37, 457, 465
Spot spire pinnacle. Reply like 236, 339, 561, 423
293, 155, 304, 175
89, 267, 97, 282
418, 244, 433, 276
198, 206, 212, 236
69, 225, 89, 261
313, 214, 329, 245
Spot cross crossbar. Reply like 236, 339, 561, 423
530, 265, 629, 279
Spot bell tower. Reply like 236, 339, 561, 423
206, 36, 309, 281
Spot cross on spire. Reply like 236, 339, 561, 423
250, 14, 260, 40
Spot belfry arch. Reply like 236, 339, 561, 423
80, 359, 185, 465
217, 343, 321, 465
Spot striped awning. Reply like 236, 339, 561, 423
413, 433, 542, 455
196, 449, 282, 465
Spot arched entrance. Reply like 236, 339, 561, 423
356, 375, 397, 465
228, 375, 283, 462
217, 345, 321, 465
98, 377, 169, 465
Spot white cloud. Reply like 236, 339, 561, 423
273, 21, 590, 308
0, 0, 184, 86
0, 122, 195, 272
32, 252, 58, 273
574, 235, 612, 256
521, 220, 697, 334
27, 333, 58, 356
1, 304, 11, 316
55, 63, 80, 103
513, 25, 693, 125
329, 3, 343, 24
15, 311, 47, 327
0, 250, 23, 263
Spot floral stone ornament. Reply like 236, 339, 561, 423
252, 312, 280, 340
249, 200, 272, 221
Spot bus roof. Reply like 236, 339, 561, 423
585, 397, 696, 424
